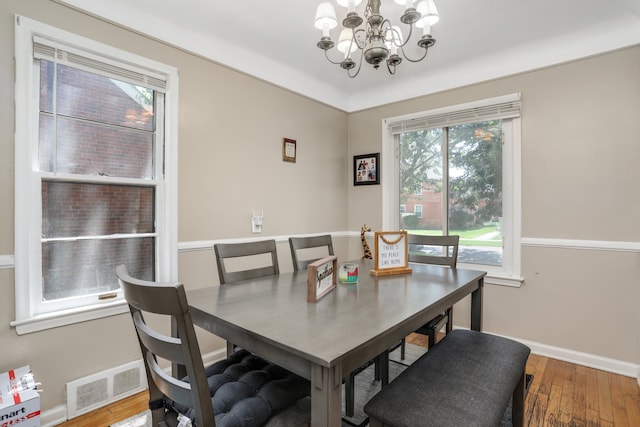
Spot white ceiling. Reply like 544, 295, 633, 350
57, 0, 640, 112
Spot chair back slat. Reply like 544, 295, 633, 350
407, 234, 460, 268
214, 240, 279, 284
145, 352, 194, 409
289, 235, 335, 271
132, 312, 186, 366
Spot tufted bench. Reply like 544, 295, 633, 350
169, 349, 310, 427
364, 329, 530, 427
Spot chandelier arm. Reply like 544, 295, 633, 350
347, 46, 365, 78
399, 45, 430, 63
324, 49, 349, 66
399, 23, 415, 48
353, 28, 367, 50
381, 19, 415, 49
386, 60, 397, 75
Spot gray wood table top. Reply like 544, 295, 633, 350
187, 259, 486, 371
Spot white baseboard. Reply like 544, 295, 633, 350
35, 338, 640, 424
38, 349, 227, 425
40, 404, 66, 427
202, 348, 227, 366
482, 330, 640, 379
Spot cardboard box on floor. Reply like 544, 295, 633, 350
0, 365, 40, 427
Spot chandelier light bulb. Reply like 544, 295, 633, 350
416, 0, 439, 27
393, 0, 416, 7
315, 2, 338, 34
385, 26, 403, 55
336, 0, 364, 12
337, 28, 357, 56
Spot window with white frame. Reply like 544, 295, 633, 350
13, 16, 179, 334
382, 94, 522, 286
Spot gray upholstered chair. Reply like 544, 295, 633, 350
288, 235, 334, 272
214, 239, 279, 285
116, 265, 310, 427
364, 330, 530, 427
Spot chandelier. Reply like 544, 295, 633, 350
314, 0, 439, 77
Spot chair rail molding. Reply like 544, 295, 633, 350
521, 237, 640, 252
178, 231, 353, 252
0, 255, 15, 269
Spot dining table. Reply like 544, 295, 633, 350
186, 258, 486, 427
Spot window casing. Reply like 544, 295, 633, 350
382, 94, 522, 286
13, 16, 179, 333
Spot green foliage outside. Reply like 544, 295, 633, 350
399, 120, 503, 231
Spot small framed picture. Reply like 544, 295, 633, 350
283, 138, 296, 163
354, 153, 379, 186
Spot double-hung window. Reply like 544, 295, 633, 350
382, 94, 522, 286
13, 16, 179, 334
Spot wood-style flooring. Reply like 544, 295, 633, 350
57, 333, 640, 427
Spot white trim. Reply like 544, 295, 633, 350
202, 348, 227, 367
387, 93, 521, 132
13, 15, 179, 324
521, 336, 639, 379
522, 237, 640, 252
0, 255, 14, 269
483, 274, 524, 288
177, 231, 353, 252
10, 302, 129, 335
381, 95, 523, 284
40, 405, 67, 427
462, 328, 640, 380
35, 330, 640, 426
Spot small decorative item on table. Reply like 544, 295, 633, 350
370, 230, 412, 276
307, 255, 338, 302
338, 263, 359, 284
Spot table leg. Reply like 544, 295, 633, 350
310, 363, 342, 427
470, 277, 484, 331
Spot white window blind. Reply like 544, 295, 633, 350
33, 36, 167, 92
389, 93, 521, 134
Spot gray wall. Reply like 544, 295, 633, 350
1, 0, 638, 419
347, 47, 640, 363
0, 0, 348, 414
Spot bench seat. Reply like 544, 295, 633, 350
364, 329, 530, 427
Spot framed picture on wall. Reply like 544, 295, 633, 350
282, 138, 296, 163
354, 153, 380, 186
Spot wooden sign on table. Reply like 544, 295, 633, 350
370, 230, 412, 276
307, 255, 338, 302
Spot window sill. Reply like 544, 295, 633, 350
11, 300, 129, 335
484, 274, 523, 287
457, 263, 523, 288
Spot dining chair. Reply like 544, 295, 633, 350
214, 239, 280, 355
288, 234, 334, 272
405, 234, 459, 347
214, 239, 280, 284
116, 265, 311, 427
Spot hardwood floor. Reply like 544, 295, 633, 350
57, 333, 640, 427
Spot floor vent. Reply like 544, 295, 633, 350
66, 360, 147, 419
